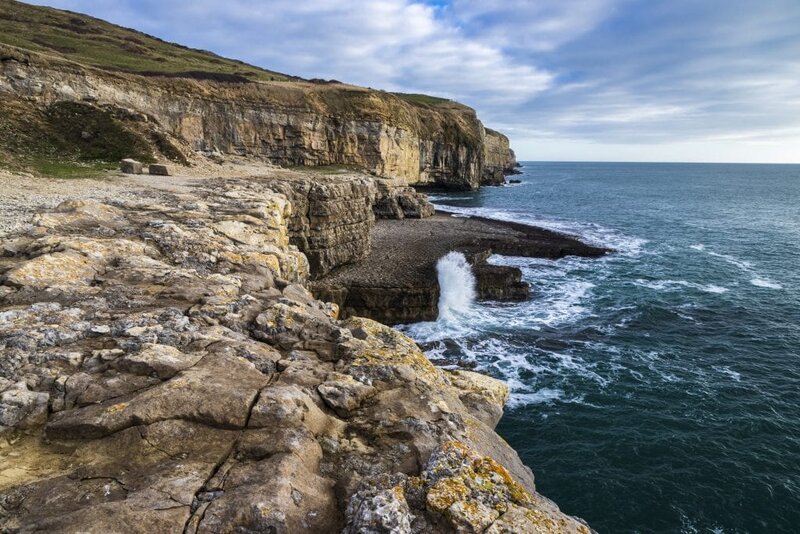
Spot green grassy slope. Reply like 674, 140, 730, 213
0, 0, 291, 82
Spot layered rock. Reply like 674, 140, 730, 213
373, 176, 435, 220
482, 129, 520, 186
2, 43, 500, 190
0, 181, 591, 532
239, 173, 377, 278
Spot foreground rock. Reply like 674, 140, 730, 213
0, 182, 590, 532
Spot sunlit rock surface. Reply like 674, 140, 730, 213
0, 180, 590, 532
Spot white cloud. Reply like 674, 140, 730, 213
447, 0, 618, 51
29, 0, 553, 106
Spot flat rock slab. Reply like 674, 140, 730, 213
321, 213, 608, 288
315, 212, 609, 323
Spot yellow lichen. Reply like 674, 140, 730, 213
472, 457, 532, 505
105, 402, 128, 413
427, 478, 470, 512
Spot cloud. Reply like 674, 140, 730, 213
27, 0, 553, 106
23, 0, 800, 162
446, 0, 619, 52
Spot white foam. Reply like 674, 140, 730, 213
506, 388, 567, 408
633, 279, 729, 294
706, 250, 753, 271
433, 203, 647, 255
750, 277, 782, 289
704, 285, 729, 294
715, 366, 742, 382
436, 251, 476, 321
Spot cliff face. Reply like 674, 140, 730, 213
482, 128, 519, 186
0, 180, 591, 533
0, 45, 508, 190
248, 173, 378, 278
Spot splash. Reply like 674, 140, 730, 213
436, 251, 476, 321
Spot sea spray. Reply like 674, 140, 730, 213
436, 251, 476, 321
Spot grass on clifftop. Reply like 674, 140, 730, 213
0, 96, 163, 177
0, 0, 291, 82
23, 159, 117, 179
392, 93, 452, 107
290, 164, 367, 175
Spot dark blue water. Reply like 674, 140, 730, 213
403, 162, 800, 533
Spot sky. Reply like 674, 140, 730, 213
26, 0, 800, 163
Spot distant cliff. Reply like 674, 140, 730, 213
483, 128, 520, 185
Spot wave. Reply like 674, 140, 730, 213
436, 252, 476, 321
690, 244, 783, 290
750, 278, 783, 290
633, 278, 729, 294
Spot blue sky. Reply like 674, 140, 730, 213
26, 0, 800, 162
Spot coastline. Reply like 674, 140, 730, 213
0, 166, 594, 532
314, 210, 609, 324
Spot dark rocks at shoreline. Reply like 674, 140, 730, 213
315, 212, 609, 324
473, 263, 530, 301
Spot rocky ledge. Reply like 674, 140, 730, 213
0, 181, 590, 532
314, 213, 609, 324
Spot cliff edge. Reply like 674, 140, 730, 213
0, 178, 591, 532
0, 0, 517, 190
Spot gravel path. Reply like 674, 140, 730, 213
0, 171, 161, 238
0, 160, 283, 238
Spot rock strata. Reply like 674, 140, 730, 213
373, 176, 435, 220
242, 172, 377, 278
0, 180, 590, 532
482, 129, 519, 186
1, 43, 515, 191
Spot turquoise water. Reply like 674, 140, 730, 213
403, 162, 800, 533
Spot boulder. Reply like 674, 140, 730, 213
120, 158, 143, 174
148, 163, 171, 176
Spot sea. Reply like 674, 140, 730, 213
400, 162, 800, 533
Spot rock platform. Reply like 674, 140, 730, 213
0, 179, 592, 532
314, 212, 609, 324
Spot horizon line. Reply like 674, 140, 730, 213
517, 160, 800, 165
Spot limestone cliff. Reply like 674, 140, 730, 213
482, 128, 520, 186
0, 180, 591, 533
0, 41, 509, 190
